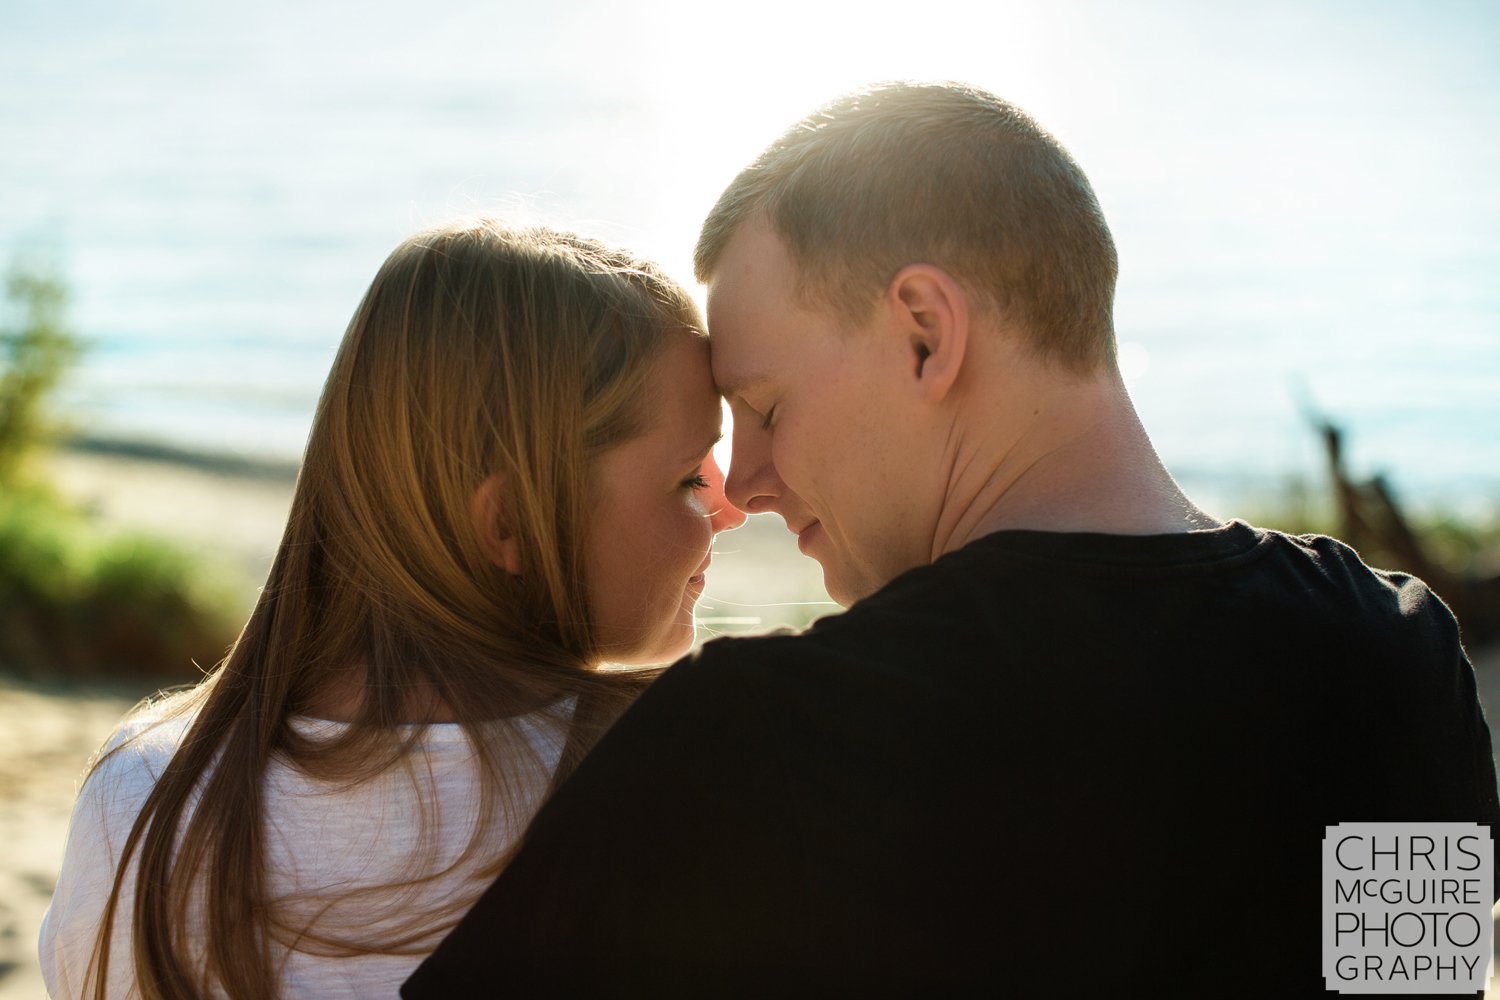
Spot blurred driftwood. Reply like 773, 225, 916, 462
1316, 418, 1500, 644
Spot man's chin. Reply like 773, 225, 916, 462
818, 564, 860, 609
798, 528, 872, 607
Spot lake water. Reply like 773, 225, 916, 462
2, 0, 1496, 513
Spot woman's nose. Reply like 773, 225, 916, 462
703, 454, 747, 533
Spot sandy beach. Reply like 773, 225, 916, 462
3, 448, 1498, 996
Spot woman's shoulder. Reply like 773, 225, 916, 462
80, 693, 198, 815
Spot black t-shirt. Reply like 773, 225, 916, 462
405, 521, 1499, 998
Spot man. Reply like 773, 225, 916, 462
406, 83, 1498, 996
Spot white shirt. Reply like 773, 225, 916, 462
39, 705, 565, 998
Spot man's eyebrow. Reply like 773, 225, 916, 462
713, 372, 768, 402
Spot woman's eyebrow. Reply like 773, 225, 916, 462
681, 432, 723, 465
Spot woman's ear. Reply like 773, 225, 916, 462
471, 474, 522, 576
886, 264, 969, 403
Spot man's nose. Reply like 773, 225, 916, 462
703, 454, 747, 533
724, 424, 779, 515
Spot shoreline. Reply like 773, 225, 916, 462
41, 444, 296, 608
63, 434, 300, 484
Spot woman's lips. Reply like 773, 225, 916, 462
796, 520, 820, 554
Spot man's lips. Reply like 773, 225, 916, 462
794, 520, 821, 554
688, 559, 711, 587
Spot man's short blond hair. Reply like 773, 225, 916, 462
694, 82, 1119, 372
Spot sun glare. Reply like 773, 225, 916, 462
610, 0, 1081, 291
715, 401, 734, 484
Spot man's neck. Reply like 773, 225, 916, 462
929, 370, 1218, 561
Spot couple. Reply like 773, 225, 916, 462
42, 82, 1499, 998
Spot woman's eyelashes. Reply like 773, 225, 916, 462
682, 471, 710, 491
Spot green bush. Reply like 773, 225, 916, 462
0, 487, 239, 680
0, 264, 78, 485
0, 264, 240, 680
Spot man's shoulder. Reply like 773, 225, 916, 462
1249, 525, 1462, 647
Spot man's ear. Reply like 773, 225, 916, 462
471, 473, 522, 576
886, 264, 968, 402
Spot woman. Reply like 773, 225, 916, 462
39, 220, 745, 999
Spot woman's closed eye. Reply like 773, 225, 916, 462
682, 472, 710, 491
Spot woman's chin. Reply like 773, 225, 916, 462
643, 622, 697, 666
604, 619, 696, 667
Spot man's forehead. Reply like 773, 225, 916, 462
705, 297, 770, 395
705, 335, 771, 400
704, 216, 802, 397
704, 265, 770, 333
705, 216, 794, 314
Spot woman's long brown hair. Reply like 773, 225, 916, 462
83, 221, 703, 998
